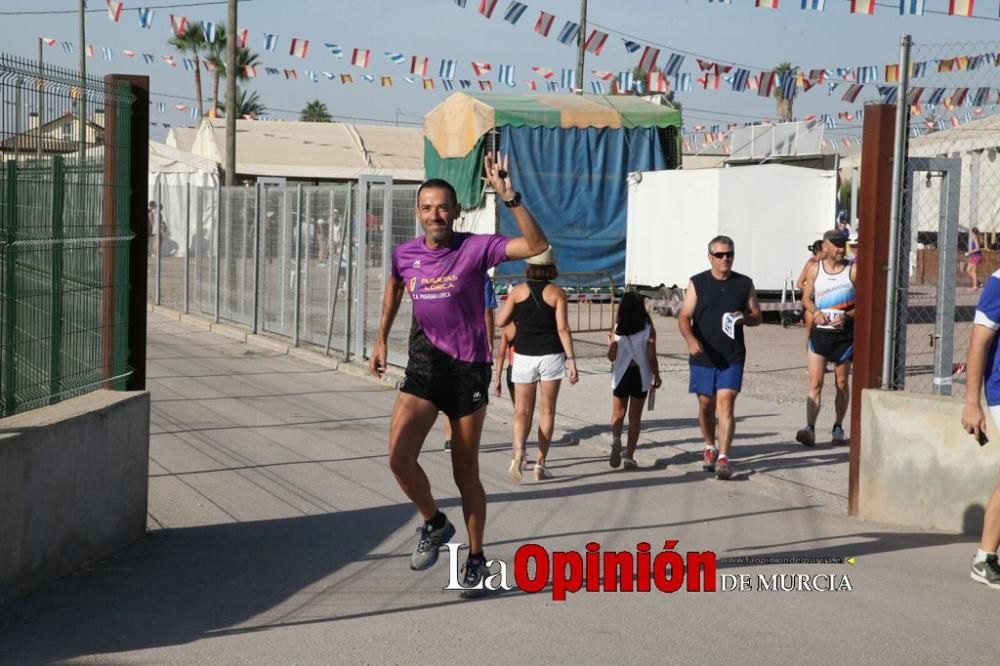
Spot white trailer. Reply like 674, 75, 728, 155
625, 163, 837, 318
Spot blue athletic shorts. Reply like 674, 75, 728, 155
688, 363, 744, 396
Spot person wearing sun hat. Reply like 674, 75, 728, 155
495, 244, 579, 483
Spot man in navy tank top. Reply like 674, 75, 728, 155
678, 235, 761, 480
368, 153, 549, 598
796, 229, 858, 448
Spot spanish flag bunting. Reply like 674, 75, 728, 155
954, 56, 969, 70
290, 38, 310, 59
885, 64, 899, 82
850, 0, 875, 14
938, 59, 954, 72
170, 15, 187, 36
340, 73, 353, 84
948, 0, 974, 16
423, 78, 434, 89
381, 75, 392, 87
107, 1, 123, 22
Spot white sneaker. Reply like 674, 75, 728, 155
831, 425, 847, 446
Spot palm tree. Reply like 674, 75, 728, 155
204, 25, 261, 117
219, 88, 266, 119
168, 23, 207, 118
300, 100, 332, 122
773, 62, 795, 123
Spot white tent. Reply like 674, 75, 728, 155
148, 140, 220, 258
188, 118, 424, 181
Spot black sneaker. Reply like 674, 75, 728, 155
971, 554, 1000, 590
459, 558, 492, 599
409, 520, 456, 571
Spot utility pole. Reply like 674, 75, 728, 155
225, 0, 237, 186
574, 0, 587, 95
78, 0, 86, 164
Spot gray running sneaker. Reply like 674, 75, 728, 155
971, 554, 1000, 590
831, 425, 848, 446
715, 458, 732, 481
410, 520, 456, 571
459, 558, 492, 599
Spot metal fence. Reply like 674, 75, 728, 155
151, 181, 619, 367
495, 271, 619, 333
887, 38, 1000, 398
0, 55, 134, 418
150, 180, 422, 363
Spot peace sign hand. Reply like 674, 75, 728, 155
484, 152, 514, 201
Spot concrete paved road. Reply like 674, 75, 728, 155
0, 311, 995, 665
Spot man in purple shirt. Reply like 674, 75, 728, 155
369, 153, 548, 598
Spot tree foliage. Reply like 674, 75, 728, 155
300, 100, 333, 122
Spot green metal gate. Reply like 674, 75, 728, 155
0, 55, 134, 417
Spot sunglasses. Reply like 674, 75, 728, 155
711, 251, 734, 259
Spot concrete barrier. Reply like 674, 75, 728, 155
0, 390, 150, 605
860, 390, 1000, 533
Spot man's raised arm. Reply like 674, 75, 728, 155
483, 152, 548, 261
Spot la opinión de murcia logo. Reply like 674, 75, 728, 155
444, 541, 855, 599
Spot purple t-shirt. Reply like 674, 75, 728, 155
391, 232, 510, 364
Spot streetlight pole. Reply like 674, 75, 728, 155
574, 0, 587, 95
225, 0, 237, 186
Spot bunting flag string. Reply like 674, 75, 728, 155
557, 21, 579, 46
504, 2, 528, 24
107, 1, 123, 23
535, 11, 555, 36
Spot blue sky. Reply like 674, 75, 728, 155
2, 0, 999, 142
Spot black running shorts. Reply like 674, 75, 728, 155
808, 328, 854, 364
401, 323, 491, 420
613, 364, 648, 399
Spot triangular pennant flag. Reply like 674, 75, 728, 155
107, 1, 123, 22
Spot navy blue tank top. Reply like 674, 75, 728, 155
690, 270, 754, 367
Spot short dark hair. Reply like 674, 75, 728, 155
526, 263, 558, 281
708, 235, 734, 253
417, 178, 458, 207
615, 291, 650, 336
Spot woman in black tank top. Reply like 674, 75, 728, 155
495, 248, 579, 483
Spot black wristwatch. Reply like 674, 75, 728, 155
502, 192, 522, 208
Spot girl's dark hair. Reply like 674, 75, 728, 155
615, 291, 650, 336
526, 264, 558, 281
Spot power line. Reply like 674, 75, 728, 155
148, 89, 423, 126
0, 0, 252, 16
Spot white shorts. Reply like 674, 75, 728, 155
511, 352, 566, 383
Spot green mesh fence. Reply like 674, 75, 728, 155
0, 54, 134, 418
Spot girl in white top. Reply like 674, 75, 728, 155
607, 292, 662, 469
